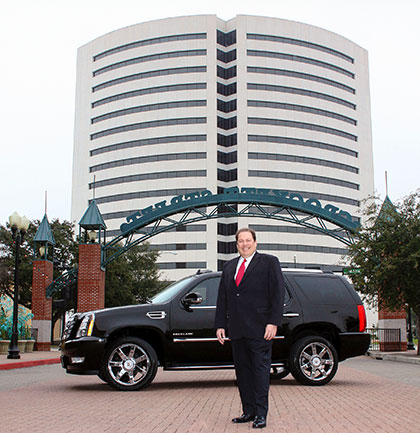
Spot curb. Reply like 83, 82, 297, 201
0, 358, 61, 371
367, 351, 420, 366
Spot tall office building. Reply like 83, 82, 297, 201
72, 15, 374, 280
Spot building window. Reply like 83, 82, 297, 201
247, 33, 354, 63
248, 66, 355, 94
217, 30, 236, 47
217, 151, 237, 165
93, 187, 206, 205
217, 133, 237, 147
248, 152, 358, 174
217, 65, 237, 79
217, 116, 237, 130
248, 100, 356, 125
248, 83, 356, 110
247, 50, 354, 78
92, 83, 207, 108
93, 66, 207, 92
90, 151, 206, 173
249, 169, 359, 190
91, 100, 207, 124
93, 33, 207, 61
91, 117, 207, 140
93, 49, 207, 76
91, 134, 206, 156
248, 134, 358, 158
89, 169, 207, 189
217, 82, 237, 96
217, 49, 237, 63
248, 117, 357, 142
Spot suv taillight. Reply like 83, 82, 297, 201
357, 305, 367, 332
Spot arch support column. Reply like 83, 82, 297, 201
32, 260, 53, 351
77, 244, 105, 312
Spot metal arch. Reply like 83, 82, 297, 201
46, 268, 78, 298
102, 187, 359, 268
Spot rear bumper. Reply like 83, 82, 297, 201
60, 336, 106, 375
338, 332, 371, 361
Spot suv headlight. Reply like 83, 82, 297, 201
76, 313, 95, 338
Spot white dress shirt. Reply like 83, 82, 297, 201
234, 251, 256, 281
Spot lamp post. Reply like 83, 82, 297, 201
7, 212, 30, 359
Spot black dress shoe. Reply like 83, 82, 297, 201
232, 413, 255, 423
252, 416, 266, 428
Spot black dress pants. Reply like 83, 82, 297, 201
231, 338, 273, 417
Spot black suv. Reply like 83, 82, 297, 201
60, 270, 370, 390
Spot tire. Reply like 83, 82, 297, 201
101, 336, 158, 391
270, 366, 290, 380
288, 336, 338, 386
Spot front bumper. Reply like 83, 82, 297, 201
338, 332, 371, 361
60, 336, 106, 375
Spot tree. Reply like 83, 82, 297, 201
346, 190, 420, 354
0, 219, 78, 309
105, 243, 167, 308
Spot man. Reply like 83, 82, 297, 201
215, 227, 285, 429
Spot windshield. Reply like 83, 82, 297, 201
150, 275, 197, 304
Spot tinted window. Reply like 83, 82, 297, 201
188, 277, 221, 306
292, 275, 354, 305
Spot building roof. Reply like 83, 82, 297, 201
79, 200, 107, 229
34, 214, 55, 245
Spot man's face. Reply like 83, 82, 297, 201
236, 231, 257, 258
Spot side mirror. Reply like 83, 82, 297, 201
182, 292, 203, 309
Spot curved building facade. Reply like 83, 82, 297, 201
71, 15, 374, 280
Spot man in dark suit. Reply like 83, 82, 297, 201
215, 227, 285, 429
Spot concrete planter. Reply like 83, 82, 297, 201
18, 340, 27, 353
25, 339, 36, 353
0, 340, 11, 354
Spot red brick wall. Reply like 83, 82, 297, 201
32, 260, 53, 320
378, 309, 406, 320
77, 244, 105, 312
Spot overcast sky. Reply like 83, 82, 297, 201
1, 0, 419, 226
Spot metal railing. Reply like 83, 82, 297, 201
367, 328, 401, 351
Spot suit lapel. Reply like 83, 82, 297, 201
227, 257, 240, 287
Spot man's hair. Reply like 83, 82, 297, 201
235, 227, 257, 242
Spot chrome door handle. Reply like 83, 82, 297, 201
283, 312, 300, 317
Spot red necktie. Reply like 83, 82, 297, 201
235, 259, 246, 286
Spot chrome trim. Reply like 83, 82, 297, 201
190, 306, 216, 310
165, 362, 285, 371
283, 313, 300, 317
146, 311, 166, 319
173, 336, 285, 343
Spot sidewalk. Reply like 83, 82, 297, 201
0, 349, 61, 370
367, 349, 420, 365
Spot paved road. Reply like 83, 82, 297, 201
0, 356, 419, 433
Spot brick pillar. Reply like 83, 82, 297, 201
77, 244, 105, 312
378, 308, 407, 351
32, 260, 53, 351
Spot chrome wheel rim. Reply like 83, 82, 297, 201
298, 342, 334, 382
107, 343, 150, 387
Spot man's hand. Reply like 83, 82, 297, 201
216, 328, 226, 345
264, 324, 277, 340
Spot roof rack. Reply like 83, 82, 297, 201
196, 269, 213, 275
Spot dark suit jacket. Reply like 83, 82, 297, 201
215, 251, 285, 339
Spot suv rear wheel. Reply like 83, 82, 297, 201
102, 336, 158, 391
288, 336, 338, 386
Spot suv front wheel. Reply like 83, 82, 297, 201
288, 336, 338, 386
102, 336, 158, 391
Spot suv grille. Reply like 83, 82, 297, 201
62, 314, 80, 341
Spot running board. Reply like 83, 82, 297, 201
164, 362, 286, 371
